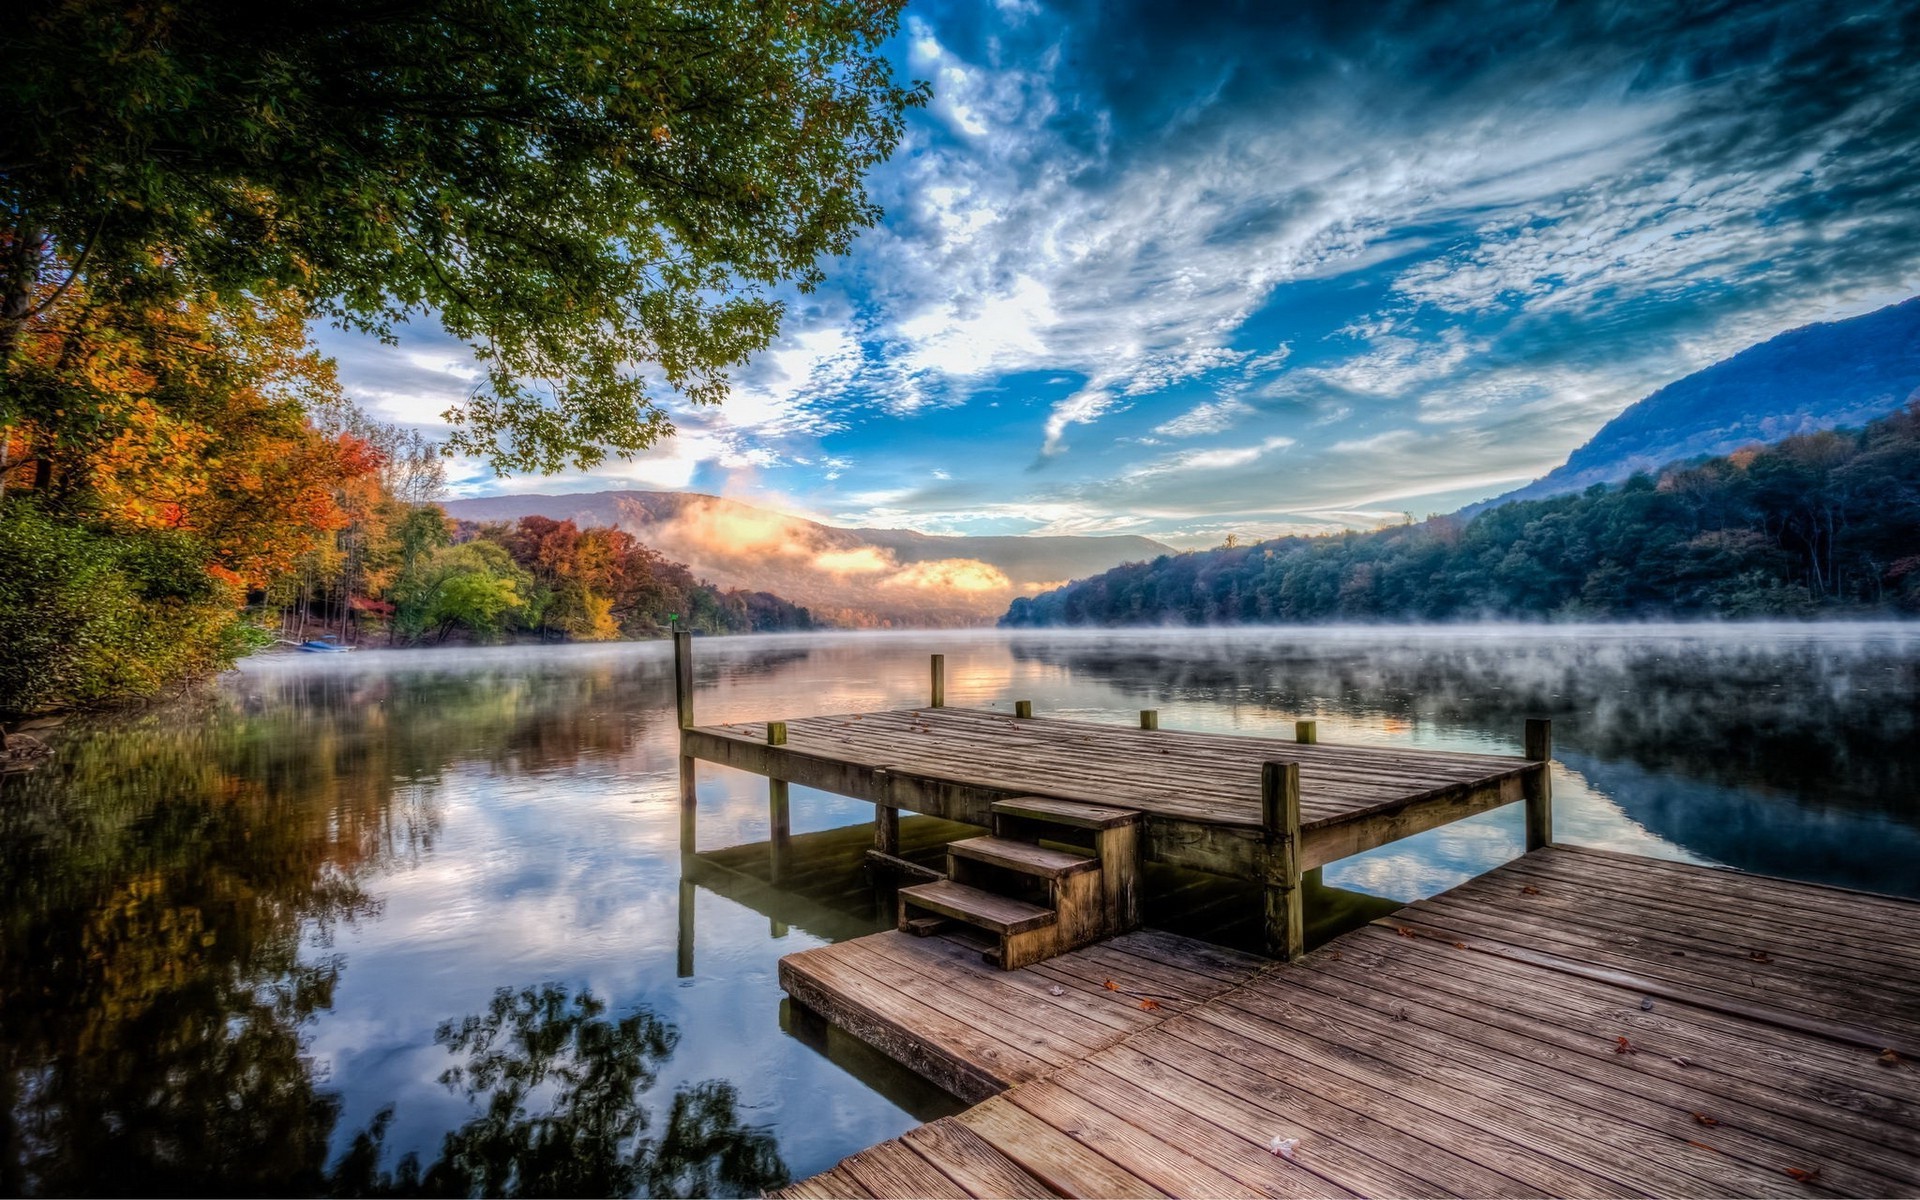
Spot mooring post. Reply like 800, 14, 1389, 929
1262, 760, 1304, 961
767, 721, 791, 883
1524, 717, 1553, 851
1140, 709, 1159, 730
675, 630, 697, 857
1014, 699, 1033, 719
930, 654, 945, 708
1295, 719, 1318, 744
873, 767, 899, 857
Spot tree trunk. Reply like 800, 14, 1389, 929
0, 225, 47, 369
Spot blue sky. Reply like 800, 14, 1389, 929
319, 0, 1920, 548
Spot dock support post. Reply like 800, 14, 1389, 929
1139, 709, 1159, 730
1262, 760, 1304, 961
1295, 719, 1318, 744
1524, 717, 1553, 851
930, 654, 945, 708
873, 767, 899, 858
675, 630, 697, 857
1014, 699, 1032, 719
767, 722, 790, 883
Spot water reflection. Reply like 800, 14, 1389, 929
3, 626, 1915, 1196
329, 984, 785, 1198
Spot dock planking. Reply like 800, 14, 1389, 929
778, 926, 1270, 1104
683, 704, 1539, 876
775, 847, 1920, 1199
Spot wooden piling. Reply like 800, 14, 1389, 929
1295, 719, 1318, 744
768, 721, 791, 883
1524, 717, 1553, 851
676, 630, 697, 857
673, 631, 694, 729
874, 767, 900, 857
1139, 709, 1159, 730
1261, 760, 1303, 961
1014, 700, 1032, 719
930, 654, 946, 708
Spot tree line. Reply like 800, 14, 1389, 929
1004, 404, 1920, 628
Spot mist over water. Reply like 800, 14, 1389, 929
3, 624, 1914, 1194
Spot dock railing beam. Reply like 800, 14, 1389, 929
930, 654, 945, 708
1261, 760, 1304, 961
675, 630, 697, 857
767, 721, 791, 883
1524, 717, 1553, 851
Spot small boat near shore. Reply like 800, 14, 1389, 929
295, 636, 354, 653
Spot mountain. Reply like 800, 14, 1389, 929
1480, 297, 1920, 510
439, 490, 1172, 627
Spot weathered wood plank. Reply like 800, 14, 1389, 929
957, 1096, 1168, 1198
899, 1119, 1053, 1200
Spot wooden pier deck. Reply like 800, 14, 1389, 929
683, 705, 1542, 878
780, 927, 1270, 1103
775, 846, 1920, 1199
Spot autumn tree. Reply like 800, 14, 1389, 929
2, 0, 926, 472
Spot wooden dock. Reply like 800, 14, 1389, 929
775, 846, 1920, 1199
780, 927, 1270, 1103
674, 638, 1551, 959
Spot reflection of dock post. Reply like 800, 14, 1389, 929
1262, 760, 1304, 961
676, 878, 695, 978
1524, 718, 1553, 850
873, 767, 899, 856
768, 722, 791, 884
675, 630, 696, 857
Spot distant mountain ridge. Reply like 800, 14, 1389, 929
1478, 296, 1920, 511
440, 490, 1172, 627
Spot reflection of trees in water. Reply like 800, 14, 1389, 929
0, 661, 738, 1196
329, 984, 786, 1199
1011, 634, 1920, 815
0, 699, 401, 1195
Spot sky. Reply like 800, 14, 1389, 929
318, 0, 1920, 548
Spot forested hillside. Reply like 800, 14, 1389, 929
1004, 405, 1920, 627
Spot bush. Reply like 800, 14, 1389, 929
0, 502, 253, 715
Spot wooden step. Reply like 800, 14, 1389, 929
899, 879, 1056, 936
949, 836, 1099, 879
992, 796, 1141, 830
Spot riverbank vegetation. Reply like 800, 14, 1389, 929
1005, 404, 1920, 628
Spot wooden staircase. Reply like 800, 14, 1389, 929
897, 797, 1142, 969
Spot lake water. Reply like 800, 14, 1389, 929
4, 624, 1916, 1195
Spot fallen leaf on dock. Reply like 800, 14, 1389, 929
1748, 950, 1774, 964
1393, 1007, 1411, 1022
1048, 985, 1065, 996
1140, 998, 1161, 1011
1880, 1049, 1905, 1068
1685, 1139, 1726, 1155
1519, 885, 1541, 895
1690, 1112, 1720, 1127
1267, 1136, 1299, 1161
1783, 1166, 1822, 1184
1395, 926, 1417, 938
1104, 979, 1120, 991
1614, 1036, 1638, 1055
1451, 941, 1467, 950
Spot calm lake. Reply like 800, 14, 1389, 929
4, 624, 1916, 1195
